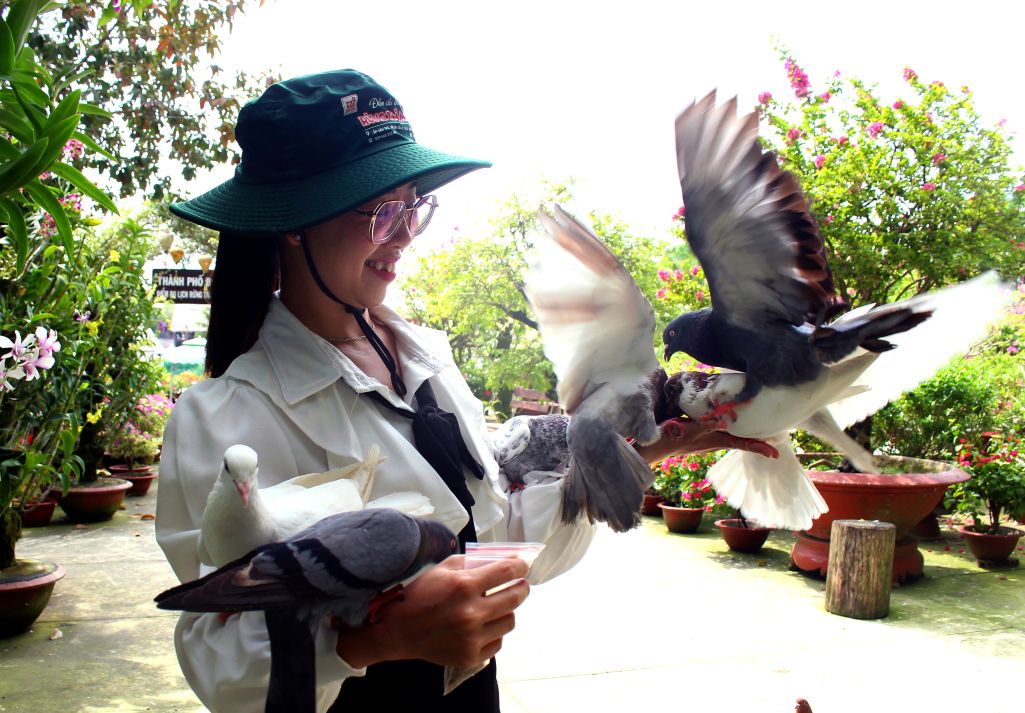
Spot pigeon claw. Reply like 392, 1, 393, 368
366, 584, 406, 624
700, 398, 747, 430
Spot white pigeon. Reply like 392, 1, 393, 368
524, 206, 662, 532
197, 444, 434, 567
663, 272, 1009, 530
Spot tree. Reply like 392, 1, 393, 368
28, 0, 274, 199
399, 180, 671, 412
757, 49, 1025, 306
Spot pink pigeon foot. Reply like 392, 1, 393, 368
700, 398, 749, 430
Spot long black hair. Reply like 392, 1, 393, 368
205, 233, 279, 378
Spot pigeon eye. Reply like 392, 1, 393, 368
668, 330, 675, 338
223, 458, 231, 474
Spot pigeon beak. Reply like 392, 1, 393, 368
234, 480, 251, 508
663, 347, 671, 362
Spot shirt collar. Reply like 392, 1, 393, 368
258, 297, 446, 406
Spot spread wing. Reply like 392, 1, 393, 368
526, 205, 659, 413
675, 91, 836, 331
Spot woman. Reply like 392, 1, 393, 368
156, 69, 768, 712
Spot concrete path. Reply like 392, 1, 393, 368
2, 481, 1023, 712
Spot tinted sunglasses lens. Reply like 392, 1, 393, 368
411, 196, 437, 236
372, 201, 406, 243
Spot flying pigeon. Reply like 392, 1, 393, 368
662, 91, 933, 425
658, 271, 1007, 529
157, 508, 458, 713
198, 444, 434, 567
524, 206, 663, 532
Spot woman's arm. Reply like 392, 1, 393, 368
633, 418, 780, 465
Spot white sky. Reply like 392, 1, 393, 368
190, 0, 1024, 241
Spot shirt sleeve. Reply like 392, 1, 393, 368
155, 379, 364, 713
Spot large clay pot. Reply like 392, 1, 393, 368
58, 477, 132, 523
18, 500, 57, 528
715, 518, 772, 553
790, 455, 968, 583
957, 525, 1023, 565
658, 504, 704, 533
0, 560, 66, 638
108, 466, 158, 496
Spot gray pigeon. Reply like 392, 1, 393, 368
662, 91, 930, 424
524, 206, 662, 532
656, 272, 1007, 530
490, 415, 572, 484
155, 508, 458, 713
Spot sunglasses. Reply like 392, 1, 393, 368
352, 194, 438, 244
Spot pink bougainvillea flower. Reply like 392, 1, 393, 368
836, 135, 849, 146
868, 121, 884, 139
823, 215, 835, 225
818, 91, 831, 103
930, 80, 945, 90
903, 67, 917, 81
785, 127, 802, 144
658, 269, 671, 282
922, 182, 937, 191
656, 288, 667, 300
758, 91, 772, 105
932, 153, 946, 165
695, 290, 705, 301
1015, 183, 1025, 192
785, 58, 811, 98
690, 265, 701, 276
673, 269, 684, 281
892, 99, 903, 109
1008, 341, 1020, 355
814, 154, 826, 169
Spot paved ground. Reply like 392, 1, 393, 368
2, 480, 1023, 713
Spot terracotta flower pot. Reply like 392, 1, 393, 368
18, 500, 57, 528
658, 504, 704, 533
791, 455, 968, 583
957, 525, 1023, 565
715, 518, 772, 553
58, 477, 132, 523
641, 493, 663, 516
0, 560, 66, 638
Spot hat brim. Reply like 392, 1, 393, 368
169, 142, 490, 235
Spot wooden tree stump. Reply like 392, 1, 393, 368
825, 519, 896, 620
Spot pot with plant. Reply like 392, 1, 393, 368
653, 451, 727, 533
105, 392, 171, 495
951, 431, 1025, 566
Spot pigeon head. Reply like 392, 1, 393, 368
416, 519, 460, 565
662, 311, 705, 361
222, 444, 259, 508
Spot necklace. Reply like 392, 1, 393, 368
326, 334, 368, 344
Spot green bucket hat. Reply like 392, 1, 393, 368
169, 69, 490, 234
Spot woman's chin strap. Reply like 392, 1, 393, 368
296, 234, 407, 397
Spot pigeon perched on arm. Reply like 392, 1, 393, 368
198, 444, 434, 567
524, 206, 663, 532
659, 271, 1007, 530
489, 414, 572, 486
157, 509, 459, 713
663, 91, 931, 426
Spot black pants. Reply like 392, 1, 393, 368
330, 657, 499, 711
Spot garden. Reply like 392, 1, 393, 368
0, 1, 1023, 710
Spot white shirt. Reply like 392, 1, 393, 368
155, 297, 595, 713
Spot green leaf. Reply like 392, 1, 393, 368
72, 130, 116, 162
49, 161, 119, 214
0, 136, 48, 195
0, 196, 29, 272
97, 5, 118, 27
10, 71, 49, 106
0, 108, 35, 143
42, 89, 80, 134
77, 102, 113, 119
0, 17, 16, 76
26, 114, 77, 179
4, 0, 47, 52
23, 179, 73, 255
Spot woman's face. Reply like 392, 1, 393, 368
296, 184, 417, 308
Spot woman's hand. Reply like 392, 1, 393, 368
633, 417, 780, 465
335, 556, 530, 669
